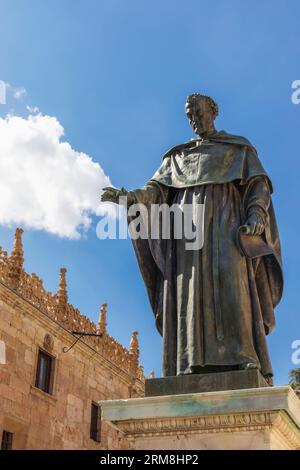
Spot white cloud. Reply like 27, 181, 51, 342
0, 113, 112, 239
0, 82, 27, 105
13, 87, 27, 100
26, 105, 39, 113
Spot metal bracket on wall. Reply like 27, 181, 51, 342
62, 331, 103, 353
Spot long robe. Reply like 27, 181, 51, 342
128, 131, 283, 379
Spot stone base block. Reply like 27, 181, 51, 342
145, 369, 268, 397
101, 386, 300, 450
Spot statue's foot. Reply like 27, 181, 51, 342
240, 362, 259, 370
264, 375, 273, 386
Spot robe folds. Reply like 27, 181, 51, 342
128, 131, 283, 379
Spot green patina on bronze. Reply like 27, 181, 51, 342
151, 131, 271, 190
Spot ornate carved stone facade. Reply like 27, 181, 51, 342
0, 228, 145, 449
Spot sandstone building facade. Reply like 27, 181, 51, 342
0, 228, 145, 449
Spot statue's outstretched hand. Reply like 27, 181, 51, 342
101, 187, 119, 203
245, 212, 265, 236
101, 187, 129, 205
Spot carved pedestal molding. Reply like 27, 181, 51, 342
101, 386, 300, 450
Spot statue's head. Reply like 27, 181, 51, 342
185, 93, 218, 137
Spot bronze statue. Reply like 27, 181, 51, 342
101, 94, 283, 384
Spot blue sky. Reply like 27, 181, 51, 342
0, 0, 299, 384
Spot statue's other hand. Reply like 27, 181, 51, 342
101, 187, 121, 204
245, 213, 265, 236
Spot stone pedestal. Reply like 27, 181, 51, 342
101, 386, 300, 450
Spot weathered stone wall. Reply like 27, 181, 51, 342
0, 229, 145, 449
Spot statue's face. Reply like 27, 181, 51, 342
185, 97, 214, 136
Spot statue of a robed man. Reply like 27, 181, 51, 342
101, 94, 283, 383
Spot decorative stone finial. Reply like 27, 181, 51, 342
7, 228, 24, 289
56, 267, 68, 317
0, 248, 8, 267
149, 370, 155, 379
129, 331, 139, 375
97, 303, 107, 334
